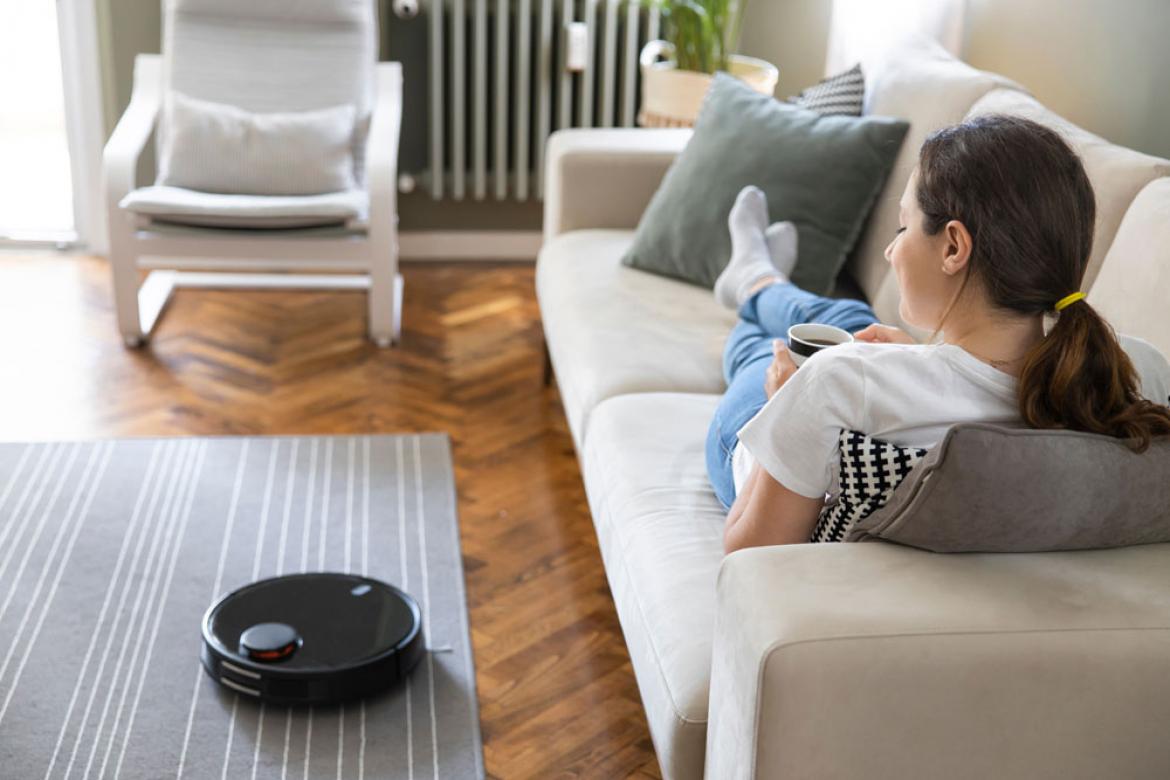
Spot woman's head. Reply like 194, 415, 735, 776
885, 114, 1095, 331
883, 167, 973, 330
887, 114, 1170, 449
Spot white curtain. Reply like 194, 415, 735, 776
824, 0, 968, 76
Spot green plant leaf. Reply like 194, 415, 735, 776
651, 0, 749, 74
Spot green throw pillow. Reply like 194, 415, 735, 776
621, 72, 909, 295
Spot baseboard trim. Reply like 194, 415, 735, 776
398, 230, 542, 262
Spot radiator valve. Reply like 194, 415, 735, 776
392, 0, 419, 20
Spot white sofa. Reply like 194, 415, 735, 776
536, 44, 1170, 780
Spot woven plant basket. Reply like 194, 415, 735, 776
637, 40, 779, 128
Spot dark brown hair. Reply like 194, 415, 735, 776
916, 114, 1170, 451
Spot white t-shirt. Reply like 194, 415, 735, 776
731, 335, 1170, 499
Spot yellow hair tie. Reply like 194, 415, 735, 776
1054, 291, 1086, 312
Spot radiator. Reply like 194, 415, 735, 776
418, 0, 662, 201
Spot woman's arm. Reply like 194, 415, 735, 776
723, 339, 826, 553
724, 464, 824, 553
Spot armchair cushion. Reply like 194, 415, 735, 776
158, 91, 358, 196
119, 186, 367, 229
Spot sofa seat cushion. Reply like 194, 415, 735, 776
965, 89, 1170, 291
537, 230, 737, 448
119, 185, 368, 229
582, 392, 725, 780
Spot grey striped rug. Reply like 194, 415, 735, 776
0, 435, 483, 780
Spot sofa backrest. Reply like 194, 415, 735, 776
964, 88, 1170, 292
1088, 177, 1170, 358
850, 39, 1170, 346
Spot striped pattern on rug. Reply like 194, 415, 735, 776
0, 435, 483, 780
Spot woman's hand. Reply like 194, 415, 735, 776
764, 339, 798, 399
853, 323, 917, 344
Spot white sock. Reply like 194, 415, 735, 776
714, 186, 780, 309
765, 221, 798, 279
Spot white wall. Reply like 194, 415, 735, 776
963, 0, 1170, 159
736, 0, 1170, 159
738, 0, 833, 101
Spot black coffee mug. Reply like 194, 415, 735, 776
786, 323, 854, 366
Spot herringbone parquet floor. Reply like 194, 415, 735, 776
0, 253, 662, 779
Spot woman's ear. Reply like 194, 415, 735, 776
941, 219, 974, 276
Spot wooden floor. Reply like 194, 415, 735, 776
0, 253, 662, 779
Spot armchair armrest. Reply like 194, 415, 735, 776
364, 62, 403, 343
542, 127, 692, 242
706, 542, 1170, 779
365, 61, 402, 240
103, 54, 162, 217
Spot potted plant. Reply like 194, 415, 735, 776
638, 0, 778, 127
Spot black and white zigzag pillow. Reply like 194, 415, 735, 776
810, 430, 928, 543
789, 63, 865, 117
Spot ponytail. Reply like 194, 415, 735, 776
1018, 302, 1170, 452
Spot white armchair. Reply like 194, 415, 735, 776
104, 0, 402, 347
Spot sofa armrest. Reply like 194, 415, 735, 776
706, 542, 1170, 779
542, 127, 691, 242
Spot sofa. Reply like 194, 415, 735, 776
536, 43, 1170, 780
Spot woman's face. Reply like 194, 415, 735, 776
884, 170, 965, 330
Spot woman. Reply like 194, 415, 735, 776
707, 114, 1170, 554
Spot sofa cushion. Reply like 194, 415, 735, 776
965, 89, 1170, 291
1089, 177, 1170, 358
848, 40, 1026, 324
582, 393, 725, 780
788, 63, 865, 117
850, 423, 1170, 552
536, 230, 737, 448
119, 185, 367, 229
621, 73, 909, 297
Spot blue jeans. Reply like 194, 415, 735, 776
705, 283, 878, 509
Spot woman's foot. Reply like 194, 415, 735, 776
765, 220, 798, 279
715, 186, 784, 309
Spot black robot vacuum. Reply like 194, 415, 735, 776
201, 573, 425, 705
